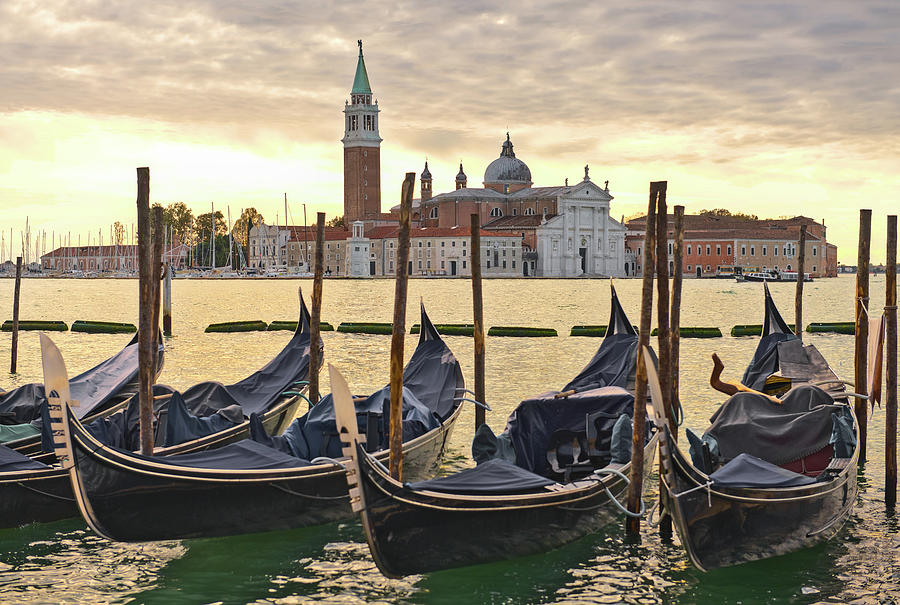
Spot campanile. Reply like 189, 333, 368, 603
342, 40, 382, 223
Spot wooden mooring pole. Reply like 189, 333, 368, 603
389, 173, 415, 480
671, 206, 684, 421
136, 167, 154, 456
654, 182, 674, 540
855, 209, 872, 463
9, 257, 22, 373
885, 214, 897, 508
151, 206, 163, 378
795, 225, 807, 340
163, 263, 172, 336
308, 212, 325, 405
471, 213, 486, 429
625, 182, 657, 537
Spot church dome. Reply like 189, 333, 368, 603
483, 134, 532, 185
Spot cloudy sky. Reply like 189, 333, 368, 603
1, 0, 898, 263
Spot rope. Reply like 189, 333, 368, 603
646, 500, 660, 527
310, 456, 347, 469
670, 480, 713, 508
594, 467, 645, 518
15, 481, 76, 502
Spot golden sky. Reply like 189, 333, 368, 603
1, 1, 898, 263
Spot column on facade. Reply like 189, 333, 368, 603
591, 205, 599, 275
602, 206, 609, 275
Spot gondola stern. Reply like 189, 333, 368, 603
608, 282, 638, 338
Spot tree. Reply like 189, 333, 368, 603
232, 208, 265, 249
162, 202, 195, 244
326, 215, 345, 228
195, 210, 228, 240
112, 221, 126, 246
699, 208, 759, 221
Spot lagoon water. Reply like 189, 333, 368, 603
0, 275, 898, 604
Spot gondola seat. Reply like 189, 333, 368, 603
407, 458, 556, 495
709, 453, 815, 489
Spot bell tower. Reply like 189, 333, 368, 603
343, 40, 382, 223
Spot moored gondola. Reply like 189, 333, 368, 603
42, 303, 464, 541
337, 284, 659, 577
0, 290, 315, 529
648, 286, 859, 571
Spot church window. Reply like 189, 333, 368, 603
441, 261, 445, 269
490, 207, 503, 217
389, 261, 394, 271
543, 207, 548, 215
813, 265, 817, 272
389, 250, 394, 258
687, 245, 691, 255
668, 243, 673, 255
706, 245, 711, 256
524, 208, 534, 215
762, 246, 767, 256
504, 185, 510, 194
427, 241, 431, 247
462, 261, 467, 269
441, 241, 445, 247
813, 247, 817, 256
451, 241, 456, 247
774, 247, 779, 257
418, 241, 422, 247
750, 246, 755, 256
716, 245, 721, 255
429, 207, 438, 219
512, 208, 518, 216
727, 245, 732, 255
741, 246, 746, 256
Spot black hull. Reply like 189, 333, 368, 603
66, 404, 461, 542
357, 434, 658, 577
659, 424, 858, 571
0, 394, 301, 530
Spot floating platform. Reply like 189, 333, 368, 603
205, 320, 268, 333
488, 326, 558, 337
337, 322, 393, 335
267, 321, 334, 332
731, 323, 796, 337
71, 320, 137, 334
653, 326, 723, 338
569, 325, 638, 337
806, 321, 854, 335
410, 323, 475, 336
1, 320, 68, 332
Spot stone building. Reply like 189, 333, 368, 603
342, 40, 382, 224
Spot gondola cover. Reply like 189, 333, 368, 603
407, 458, 555, 495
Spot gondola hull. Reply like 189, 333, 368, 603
0, 393, 303, 530
65, 403, 461, 541
357, 434, 658, 577
660, 426, 858, 571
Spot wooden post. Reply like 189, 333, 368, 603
471, 213, 486, 429
151, 206, 163, 378
855, 209, 871, 462
671, 205, 684, 412
136, 167, 154, 456
625, 183, 657, 537
308, 212, 325, 405
654, 182, 674, 540
885, 214, 897, 508
795, 225, 807, 340
9, 257, 22, 373
389, 173, 415, 480
163, 263, 172, 336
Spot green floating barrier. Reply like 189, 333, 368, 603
569, 325, 639, 337
731, 324, 796, 337
71, 320, 137, 334
337, 322, 393, 335
488, 326, 558, 337
806, 322, 854, 335
1, 320, 67, 332
410, 323, 475, 336
652, 326, 722, 338
267, 321, 334, 332
205, 320, 268, 333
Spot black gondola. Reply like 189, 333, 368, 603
336, 285, 659, 577
42, 303, 464, 541
0, 290, 315, 529
648, 285, 859, 571
1, 330, 163, 455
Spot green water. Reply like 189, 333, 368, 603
0, 276, 897, 604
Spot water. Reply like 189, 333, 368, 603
0, 275, 897, 604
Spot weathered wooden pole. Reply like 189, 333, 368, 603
136, 167, 154, 456
625, 182, 657, 537
308, 212, 325, 405
855, 209, 872, 463
163, 263, 172, 336
9, 257, 22, 373
795, 225, 807, 340
654, 182, 674, 540
389, 173, 415, 480
885, 214, 897, 508
471, 213, 486, 429
151, 206, 163, 378
671, 205, 684, 413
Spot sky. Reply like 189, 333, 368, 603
1, 1, 898, 264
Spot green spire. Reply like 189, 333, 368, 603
352, 39, 372, 94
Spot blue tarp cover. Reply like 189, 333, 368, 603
408, 458, 555, 494
710, 453, 816, 488
507, 386, 635, 476
129, 438, 309, 470
163, 391, 243, 447
0, 443, 49, 472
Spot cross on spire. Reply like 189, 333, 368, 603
358, 39, 363, 55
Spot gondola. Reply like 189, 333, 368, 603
1, 330, 164, 455
42, 303, 464, 541
337, 284, 659, 577
648, 285, 859, 571
0, 290, 315, 529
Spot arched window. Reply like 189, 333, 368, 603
429, 207, 438, 219
490, 207, 503, 217
524, 207, 535, 215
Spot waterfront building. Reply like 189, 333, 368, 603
40, 243, 188, 273
625, 215, 837, 278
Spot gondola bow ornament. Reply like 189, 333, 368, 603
329, 364, 366, 514
40, 334, 77, 470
